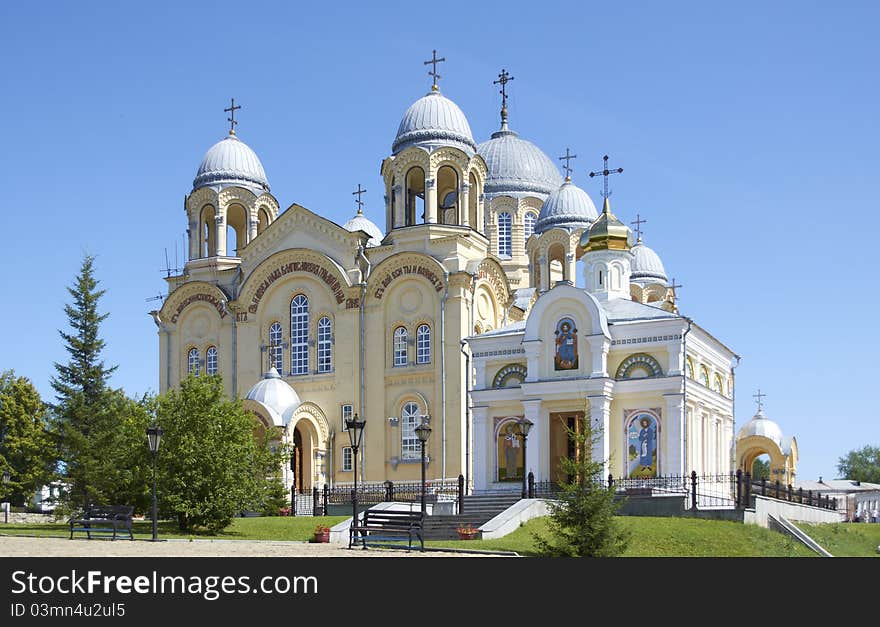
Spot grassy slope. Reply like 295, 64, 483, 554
427, 516, 815, 557
795, 523, 880, 557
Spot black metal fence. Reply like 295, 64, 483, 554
747, 474, 837, 511
290, 477, 463, 516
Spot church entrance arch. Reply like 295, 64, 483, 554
288, 402, 330, 493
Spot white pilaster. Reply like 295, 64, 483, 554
474, 359, 487, 390
523, 340, 541, 382
215, 215, 226, 257
664, 393, 684, 475
588, 394, 612, 477
588, 336, 610, 378
521, 399, 542, 482
472, 406, 489, 491
460, 183, 470, 227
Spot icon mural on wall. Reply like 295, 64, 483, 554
627, 412, 658, 478
497, 421, 523, 481
554, 318, 578, 370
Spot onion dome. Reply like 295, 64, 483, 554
579, 197, 631, 253
343, 208, 384, 247
535, 179, 598, 233
392, 90, 476, 155
244, 367, 301, 427
736, 408, 784, 449
193, 132, 270, 195
477, 128, 562, 198
630, 240, 668, 283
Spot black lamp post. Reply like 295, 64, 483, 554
414, 419, 432, 518
146, 425, 163, 541
345, 412, 366, 526
2, 471, 10, 524
517, 418, 533, 499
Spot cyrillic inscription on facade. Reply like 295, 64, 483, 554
374, 265, 444, 299
249, 261, 346, 313
170, 293, 227, 323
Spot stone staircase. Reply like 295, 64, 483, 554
422, 493, 522, 540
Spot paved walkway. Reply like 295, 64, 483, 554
0, 536, 507, 558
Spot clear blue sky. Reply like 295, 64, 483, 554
1, 1, 877, 482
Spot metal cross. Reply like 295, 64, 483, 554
558, 148, 577, 180
754, 389, 766, 412
588, 154, 624, 198
494, 69, 514, 109
424, 49, 446, 90
631, 213, 647, 241
352, 184, 367, 214
224, 98, 241, 134
667, 277, 682, 303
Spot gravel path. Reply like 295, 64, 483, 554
0, 536, 507, 557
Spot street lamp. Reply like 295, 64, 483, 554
145, 425, 163, 541
414, 419, 432, 518
345, 412, 366, 527
2, 471, 10, 524
517, 418, 533, 499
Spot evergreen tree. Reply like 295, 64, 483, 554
0, 371, 59, 507
51, 254, 118, 510
534, 406, 630, 557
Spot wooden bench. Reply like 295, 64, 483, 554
69, 505, 134, 540
349, 509, 424, 551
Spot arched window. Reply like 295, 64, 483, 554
405, 167, 425, 226
258, 208, 270, 235
714, 375, 724, 394
686, 357, 694, 379
187, 347, 200, 376
317, 316, 332, 373
269, 322, 283, 372
524, 211, 537, 246
290, 294, 309, 375
498, 212, 512, 257
468, 173, 479, 228
200, 205, 215, 258
700, 366, 710, 388
437, 165, 459, 225
206, 346, 218, 375
393, 326, 408, 367
401, 401, 423, 460
416, 324, 431, 364
226, 204, 247, 256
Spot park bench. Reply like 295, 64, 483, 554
69, 505, 134, 540
349, 508, 424, 551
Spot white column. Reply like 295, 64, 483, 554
524, 341, 541, 382
538, 254, 549, 292
522, 399, 542, 484
214, 215, 226, 257
588, 394, 611, 477
588, 336, 610, 378
460, 183, 470, 227
474, 358, 487, 390
664, 393, 684, 475
392, 185, 404, 228
472, 406, 489, 491
188, 220, 198, 260
425, 176, 437, 223
248, 218, 258, 243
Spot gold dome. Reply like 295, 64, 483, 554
578, 197, 631, 255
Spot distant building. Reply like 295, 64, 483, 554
796, 479, 880, 522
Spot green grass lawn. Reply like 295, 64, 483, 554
794, 523, 880, 557
0, 516, 348, 542
427, 516, 815, 557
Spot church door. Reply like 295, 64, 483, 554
293, 428, 304, 494
549, 411, 584, 485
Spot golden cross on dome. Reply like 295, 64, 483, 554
424, 49, 446, 91
588, 154, 624, 198
224, 98, 241, 135
352, 184, 367, 214
558, 148, 577, 180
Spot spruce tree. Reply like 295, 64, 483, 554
534, 406, 630, 557
51, 254, 118, 510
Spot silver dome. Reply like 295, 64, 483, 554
244, 367, 301, 426
630, 241, 668, 283
535, 180, 598, 233
392, 91, 476, 155
343, 210, 384, 247
736, 409, 784, 448
193, 133, 270, 194
477, 128, 562, 198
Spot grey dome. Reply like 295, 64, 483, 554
630, 241, 668, 283
343, 210, 384, 247
392, 91, 476, 155
535, 180, 598, 233
477, 128, 563, 198
245, 367, 301, 426
193, 133, 270, 194
736, 409, 784, 448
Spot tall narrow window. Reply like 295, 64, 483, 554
498, 212, 512, 257
393, 326, 408, 367
342, 446, 353, 472
317, 316, 332, 373
206, 346, 218, 375
269, 322, 283, 372
416, 324, 431, 364
401, 402, 422, 460
524, 211, 537, 246
341, 404, 353, 432
187, 347, 200, 375
290, 294, 309, 376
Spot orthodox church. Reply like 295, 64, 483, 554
152, 54, 768, 496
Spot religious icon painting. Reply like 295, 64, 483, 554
627, 412, 658, 479
553, 317, 578, 370
497, 421, 523, 481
